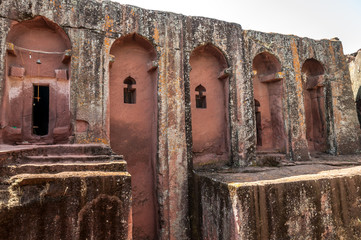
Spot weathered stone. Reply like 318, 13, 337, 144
348, 50, 361, 129
0, 0, 360, 239
194, 162, 361, 239
0, 144, 131, 240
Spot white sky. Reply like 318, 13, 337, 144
113, 0, 361, 54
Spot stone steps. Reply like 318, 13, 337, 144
40, 144, 114, 156
5, 160, 127, 175
0, 144, 122, 165
0, 144, 127, 190
22, 154, 123, 163
0, 144, 128, 208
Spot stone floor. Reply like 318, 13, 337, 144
196, 153, 361, 184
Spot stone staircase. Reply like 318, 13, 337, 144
0, 144, 127, 206
0, 144, 132, 239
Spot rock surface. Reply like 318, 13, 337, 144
0, 0, 360, 239
0, 144, 132, 240
194, 157, 361, 239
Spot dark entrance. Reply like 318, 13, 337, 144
255, 99, 262, 146
32, 85, 49, 136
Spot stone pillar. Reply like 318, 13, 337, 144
156, 14, 189, 240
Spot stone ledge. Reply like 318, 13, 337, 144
194, 160, 361, 239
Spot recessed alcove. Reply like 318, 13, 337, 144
301, 58, 326, 152
252, 52, 286, 152
109, 33, 158, 240
190, 44, 230, 168
1, 16, 72, 144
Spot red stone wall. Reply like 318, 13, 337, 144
302, 59, 327, 152
1, 16, 71, 144
252, 52, 286, 152
109, 34, 158, 240
190, 44, 229, 168
0, 2, 360, 239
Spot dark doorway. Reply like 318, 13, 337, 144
255, 99, 262, 146
32, 85, 49, 136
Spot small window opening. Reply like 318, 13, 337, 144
124, 77, 136, 104
195, 84, 206, 109
32, 85, 49, 136
255, 99, 262, 146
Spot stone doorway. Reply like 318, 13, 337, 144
1, 16, 72, 144
32, 85, 49, 136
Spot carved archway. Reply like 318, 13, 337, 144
252, 52, 286, 152
301, 58, 326, 152
109, 33, 158, 239
1, 16, 72, 144
190, 44, 230, 168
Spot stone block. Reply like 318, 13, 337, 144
9, 66, 25, 78
194, 164, 361, 239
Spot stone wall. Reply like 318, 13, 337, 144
348, 50, 361, 100
0, 0, 360, 239
0, 144, 132, 240
348, 50, 361, 129
195, 165, 361, 239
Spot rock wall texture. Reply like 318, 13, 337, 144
348, 50, 361, 129
195, 165, 361, 240
0, 144, 132, 240
348, 50, 361, 100
0, 0, 360, 239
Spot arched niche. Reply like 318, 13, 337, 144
252, 52, 286, 152
190, 44, 230, 168
109, 33, 158, 240
1, 16, 72, 144
301, 58, 326, 152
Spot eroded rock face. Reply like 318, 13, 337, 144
0, 144, 132, 240
0, 0, 360, 239
0, 174, 131, 240
348, 50, 361, 128
194, 164, 361, 240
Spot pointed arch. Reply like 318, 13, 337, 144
190, 43, 230, 167
1, 16, 72, 144
252, 51, 286, 152
252, 51, 281, 77
301, 58, 326, 152
109, 33, 158, 239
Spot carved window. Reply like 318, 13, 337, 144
124, 77, 136, 104
195, 85, 206, 109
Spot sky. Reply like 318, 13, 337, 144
113, 0, 361, 54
